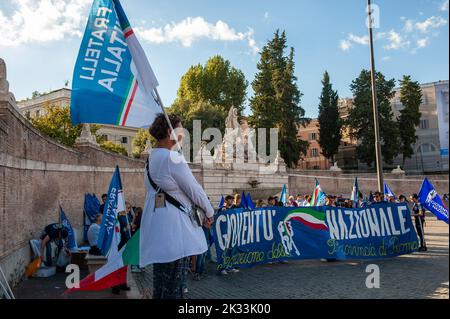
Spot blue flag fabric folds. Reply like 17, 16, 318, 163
60, 207, 77, 250
246, 193, 255, 210
71, 0, 160, 128
280, 184, 287, 206
418, 178, 449, 224
218, 196, 225, 210
97, 166, 126, 255
384, 182, 396, 200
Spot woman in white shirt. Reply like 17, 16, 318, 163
140, 113, 214, 299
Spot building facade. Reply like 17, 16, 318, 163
335, 80, 449, 173
17, 88, 139, 155
390, 80, 449, 173
297, 119, 332, 170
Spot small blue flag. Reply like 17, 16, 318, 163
384, 182, 396, 200
280, 184, 287, 206
418, 178, 449, 224
246, 193, 255, 210
60, 206, 77, 250
241, 191, 248, 209
97, 166, 126, 255
218, 196, 225, 210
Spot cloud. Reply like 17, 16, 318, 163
383, 30, 410, 50
415, 16, 448, 33
381, 56, 391, 61
0, 0, 91, 47
340, 14, 447, 53
403, 19, 414, 32
264, 12, 269, 19
441, 0, 449, 11
348, 33, 369, 45
416, 37, 430, 48
135, 16, 259, 54
339, 39, 352, 51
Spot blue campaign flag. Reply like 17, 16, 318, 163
418, 178, 449, 224
60, 207, 77, 250
71, 0, 160, 128
384, 182, 397, 200
97, 166, 126, 255
280, 184, 287, 206
246, 193, 255, 210
241, 191, 248, 209
218, 196, 225, 210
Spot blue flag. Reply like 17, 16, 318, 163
246, 193, 255, 210
280, 184, 287, 206
350, 177, 359, 205
97, 166, 126, 255
60, 206, 77, 250
71, 0, 160, 128
384, 182, 396, 200
418, 178, 449, 224
218, 196, 225, 210
241, 191, 248, 209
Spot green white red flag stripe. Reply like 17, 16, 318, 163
285, 208, 328, 231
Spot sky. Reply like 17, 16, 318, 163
0, 0, 449, 118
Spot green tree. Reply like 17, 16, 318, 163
131, 128, 155, 158
31, 104, 84, 147
346, 70, 400, 166
30, 104, 126, 157
317, 71, 342, 163
176, 55, 248, 115
398, 75, 422, 166
249, 30, 308, 168
100, 140, 128, 156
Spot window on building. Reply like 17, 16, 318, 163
418, 143, 437, 153
121, 136, 128, 144
101, 134, 108, 141
311, 148, 319, 157
419, 119, 429, 129
309, 133, 317, 141
25, 111, 30, 119
35, 110, 40, 117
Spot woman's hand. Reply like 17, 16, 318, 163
203, 217, 214, 229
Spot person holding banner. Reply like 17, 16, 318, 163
411, 194, 427, 252
142, 114, 214, 299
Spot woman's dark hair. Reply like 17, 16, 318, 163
149, 113, 181, 141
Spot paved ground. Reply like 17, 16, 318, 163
11, 216, 448, 299
132, 216, 449, 299
12, 268, 136, 299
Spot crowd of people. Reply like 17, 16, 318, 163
37, 113, 434, 300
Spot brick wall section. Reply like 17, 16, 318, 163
0, 99, 206, 266
0, 101, 149, 260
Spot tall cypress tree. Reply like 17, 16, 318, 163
398, 75, 422, 167
346, 69, 400, 166
249, 30, 307, 168
318, 71, 342, 163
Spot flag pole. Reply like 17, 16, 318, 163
153, 88, 182, 153
367, 0, 384, 192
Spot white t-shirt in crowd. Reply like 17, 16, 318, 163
87, 223, 100, 247
140, 148, 214, 265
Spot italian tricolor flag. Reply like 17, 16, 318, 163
310, 178, 327, 206
66, 228, 140, 293
285, 208, 328, 231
